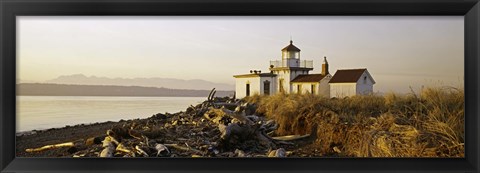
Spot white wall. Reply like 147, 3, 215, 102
318, 76, 331, 98
288, 70, 309, 93
274, 70, 290, 93
286, 58, 299, 67
356, 72, 374, 95
292, 82, 313, 94
274, 69, 311, 94
259, 76, 277, 96
330, 83, 356, 98
292, 79, 330, 97
235, 77, 260, 98
329, 71, 375, 98
291, 76, 330, 97
235, 76, 277, 98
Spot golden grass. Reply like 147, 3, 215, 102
243, 87, 464, 157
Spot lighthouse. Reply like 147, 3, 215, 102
269, 40, 314, 93
233, 39, 374, 98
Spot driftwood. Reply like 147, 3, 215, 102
205, 106, 276, 149
164, 144, 203, 155
116, 143, 132, 154
272, 134, 311, 141
234, 149, 246, 157
99, 144, 115, 157
186, 88, 219, 117
261, 120, 278, 133
128, 129, 144, 140
24, 88, 313, 157
26, 142, 76, 153
205, 107, 254, 125
135, 145, 150, 157
207, 88, 216, 102
229, 107, 254, 125
218, 123, 254, 140
99, 136, 118, 157
25, 138, 95, 153
213, 103, 238, 110
85, 136, 105, 146
155, 144, 170, 156
98, 130, 124, 157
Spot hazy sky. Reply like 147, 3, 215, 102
17, 16, 463, 93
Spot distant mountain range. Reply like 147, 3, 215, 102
17, 83, 234, 97
43, 74, 234, 91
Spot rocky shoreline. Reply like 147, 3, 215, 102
16, 121, 120, 157
16, 89, 317, 158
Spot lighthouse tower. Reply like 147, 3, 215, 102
269, 40, 314, 93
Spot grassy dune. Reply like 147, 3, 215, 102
244, 87, 464, 157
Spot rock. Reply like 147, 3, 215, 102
152, 113, 167, 119
234, 149, 246, 157
99, 145, 115, 157
85, 136, 104, 146
268, 148, 286, 157
67, 147, 78, 154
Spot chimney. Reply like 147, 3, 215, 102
322, 56, 329, 75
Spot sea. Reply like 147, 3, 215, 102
16, 96, 206, 133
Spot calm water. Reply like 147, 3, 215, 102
16, 96, 205, 132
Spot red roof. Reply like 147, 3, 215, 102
281, 40, 301, 52
291, 74, 326, 82
329, 69, 367, 83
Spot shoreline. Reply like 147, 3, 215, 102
16, 95, 210, 133
16, 120, 126, 157
15, 91, 318, 158
16, 94, 316, 157
15, 120, 119, 136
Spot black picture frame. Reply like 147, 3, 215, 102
1, 0, 479, 172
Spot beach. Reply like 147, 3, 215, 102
16, 95, 318, 158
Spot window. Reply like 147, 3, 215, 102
246, 83, 250, 96
297, 84, 302, 93
264, 80, 270, 95
279, 79, 285, 93
364, 76, 367, 84
311, 84, 316, 94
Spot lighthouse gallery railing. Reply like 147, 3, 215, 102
269, 60, 313, 68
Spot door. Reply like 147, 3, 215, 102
264, 80, 270, 95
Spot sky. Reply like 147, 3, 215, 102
17, 16, 464, 93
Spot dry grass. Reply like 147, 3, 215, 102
243, 87, 464, 157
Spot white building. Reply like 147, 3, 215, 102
329, 69, 376, 98
233, 40, 375, 98
233, 72, 277, 98
290, 57, 332, 97
268, 40, 323, 94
